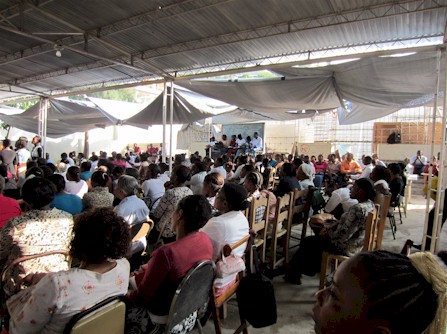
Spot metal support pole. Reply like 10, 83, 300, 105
169, 81, 174, 175
422, 49, 441, 250
38, 97, 48, 157
431, 47, 447, 253
162, 80, 167, 165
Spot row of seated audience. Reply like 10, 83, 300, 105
0, 147, 445, 333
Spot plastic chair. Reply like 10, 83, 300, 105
63, 295, 126, 334
319, 204, 380, 289
165, 260, 216, 334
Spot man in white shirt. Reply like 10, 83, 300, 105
372, 153, 386, 167
251, 132, 263, 153
235, 134, 246, 157
411, 150, 427, 175
324, 184, 358, 219
351, 156, 374, 180
114, 175, 149, 254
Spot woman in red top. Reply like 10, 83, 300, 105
127, 195, 213, 334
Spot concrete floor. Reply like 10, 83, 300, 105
200, 179, 447, 334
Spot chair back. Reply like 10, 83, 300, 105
273, 192, 292, 232
363, 204, 380, 251
374, 194, 391, 249
215, 234, 251, 307
130, 219, 154, 243
291, 187, 313, 238
292, 189, 308, 216
165, 260, 215, 333
248, 194, 269, 234
63, 295, 126, 334
267, 169, 276, 190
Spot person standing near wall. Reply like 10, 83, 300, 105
30, 135, 43, 161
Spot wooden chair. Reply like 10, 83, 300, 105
319, 204, 380, 289
211, 235, 250, 334
63, 295, 126, 334
130, 219, 154, 244
267, 169, 276, 191
248, 194, 269, 266
269, 192, 293, 270
165, 260, 215, 334
374, 193, 391, 249
290, 188, 313, 241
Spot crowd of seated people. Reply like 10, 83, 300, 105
0, 139, 446, 333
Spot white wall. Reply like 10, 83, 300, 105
1, 124, 182, 161
377, 144, 442, 161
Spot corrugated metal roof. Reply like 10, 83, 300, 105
0, 0, 446, 102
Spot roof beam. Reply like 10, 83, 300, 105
0, 0, 231, 65
1, 42, 442, 104
0, 24, 172, 79
1, 0, 442, 73
140, 0, 447, 62
0, 0, 228, 72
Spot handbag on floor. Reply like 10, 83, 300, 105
236, 237, 277, 328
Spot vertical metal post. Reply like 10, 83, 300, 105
162, 80, 167, 165
38, 97, 48, 157
169, 81, 174, 175
422, 49, 441, 250
431, 47, 447, 253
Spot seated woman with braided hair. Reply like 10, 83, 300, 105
313, 250, 447, 334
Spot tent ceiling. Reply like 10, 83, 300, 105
0, 0, 446, 103
178, 51, 445, 124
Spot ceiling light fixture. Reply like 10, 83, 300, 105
54, 44, 64, 57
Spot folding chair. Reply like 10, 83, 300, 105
319, 204, 380, 289
63, 295, 126, 334
387, 194, 403, 239
165, 260, 215, 334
